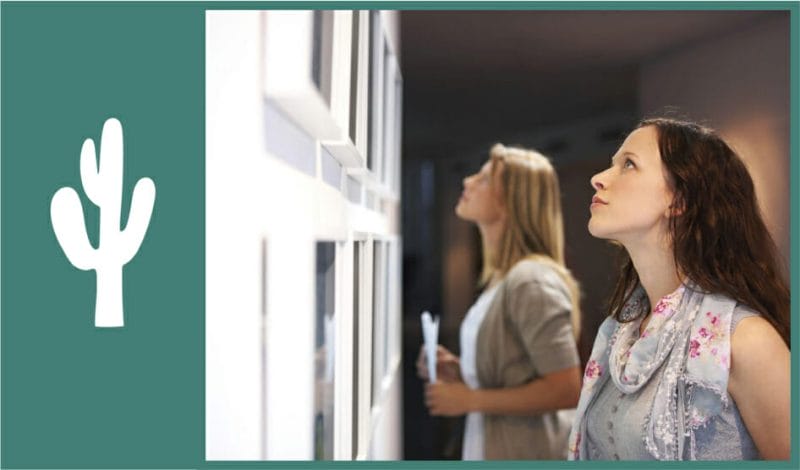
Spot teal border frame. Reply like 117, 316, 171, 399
1, 1, 796, 469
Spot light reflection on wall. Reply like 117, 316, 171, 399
640, 15, 789, 276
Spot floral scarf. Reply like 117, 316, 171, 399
568, 281, 737, 460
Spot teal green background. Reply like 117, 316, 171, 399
1, 3, 204, 467
1, 1, 797, 469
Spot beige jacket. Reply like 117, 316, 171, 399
475, 259, 579, 460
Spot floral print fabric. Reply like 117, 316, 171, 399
568, 281, 737, 460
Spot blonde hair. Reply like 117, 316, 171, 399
481, 143, 581, 338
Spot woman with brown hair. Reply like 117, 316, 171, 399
416, 143, 582, 459
569, 118, 790, 460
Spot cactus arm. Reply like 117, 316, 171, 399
50, 187, 97, 271
80, 138, 103, 206
98, 118, 124, 242
120, 177, 156, 265
99, 118, 124, 206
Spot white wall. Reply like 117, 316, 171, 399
206, 12, 269, 460
639, 15, 790, 271
206, 10, 403, 461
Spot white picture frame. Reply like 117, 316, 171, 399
263, 11, 349, 142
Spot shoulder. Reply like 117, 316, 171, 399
699, 289, 764, 334
731, 303, 761, 328
729, 308, 788, 382
501, 258, 571, 313
504, 258, 568, 293
731, 314, 783, 353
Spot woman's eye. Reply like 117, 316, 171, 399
623, 159, 635, 169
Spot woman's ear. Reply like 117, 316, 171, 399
667, 196, 685, 217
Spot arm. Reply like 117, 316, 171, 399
472, 365, 581, 414
425, 364, 581, 416
427, 271, 581, 417
728, 316, 790, 460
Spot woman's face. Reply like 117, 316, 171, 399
588, 126, 675, 245
455, 159, 506, 225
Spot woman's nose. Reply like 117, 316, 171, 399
590, 171, 606, 190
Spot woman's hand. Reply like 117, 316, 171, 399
425, 381, 475, 416
416, 345, 463, 383
415, 345, 430, 380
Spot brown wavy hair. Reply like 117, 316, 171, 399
608, 118, 790, 347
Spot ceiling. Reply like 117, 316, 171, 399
399, 10, 783, 153
401, 11, 777, 79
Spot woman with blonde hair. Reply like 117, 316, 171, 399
417, 143, 582, 460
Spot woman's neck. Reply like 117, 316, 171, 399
479, 219, 506, 289
479, 219, 504, 258
624, 235, 683, 310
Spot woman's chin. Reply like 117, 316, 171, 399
455, 204, 467, 219
587, 220, 607, 239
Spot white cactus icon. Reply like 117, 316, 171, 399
50, 118, 156, 327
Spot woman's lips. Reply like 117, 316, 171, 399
590, 195, 607, 208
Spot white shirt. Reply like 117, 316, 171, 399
459, 284, 499, 460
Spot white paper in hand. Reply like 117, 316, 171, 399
421, 310, 440, 383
